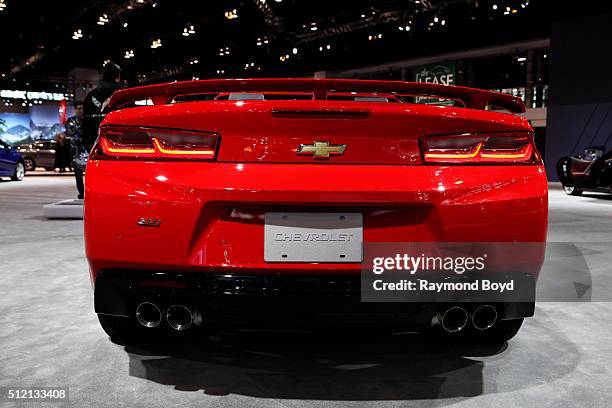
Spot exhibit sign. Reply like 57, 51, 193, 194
0, 104, 69, 145
413, 62, 456, 105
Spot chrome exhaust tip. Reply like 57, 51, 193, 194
439, 306, 469, 333
166, 305, 193, 331
136, 302, 162, 328
471, 304, 498, 331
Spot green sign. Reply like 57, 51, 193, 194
413, 62, 456, 105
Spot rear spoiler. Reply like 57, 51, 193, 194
107, 78, 525, 114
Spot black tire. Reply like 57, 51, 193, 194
10, 162, 25, 181
563, 185, 583, 196
23, 157, 35, 171
97, 314, 135, 340
472, 318, 524, 343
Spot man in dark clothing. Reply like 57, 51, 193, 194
65, 101, 84, 198
75, 62, 123, 199
82, 62, 123, 151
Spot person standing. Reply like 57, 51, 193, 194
65, 101, 84, 198
82, 62, 123, 152
54, 132, 68, 172
75, 62, 123, 199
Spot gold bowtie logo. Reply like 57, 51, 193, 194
297, 141, 347, 158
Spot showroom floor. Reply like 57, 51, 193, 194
1, 175, 611, 408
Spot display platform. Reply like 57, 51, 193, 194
43, 199, 84, 219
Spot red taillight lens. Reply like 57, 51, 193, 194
421, 133, 536, 164
92, 126, 219, 160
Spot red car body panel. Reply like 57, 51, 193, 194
84, 79, 547, 327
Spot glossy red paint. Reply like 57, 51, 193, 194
84, 79, 547, 286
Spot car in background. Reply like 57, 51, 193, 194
556, 146, 612, 195
0, 137, 26, 181
16, 140, 58, 171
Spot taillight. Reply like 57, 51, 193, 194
91, 126, 219, 160
421, 133, 536, 164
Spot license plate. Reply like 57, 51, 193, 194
264, 212, 363, 262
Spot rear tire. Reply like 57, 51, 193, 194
563, 185, 582, 196
97, 314, 134, 341
23, 157, 35, 171
10, 162, 25, 181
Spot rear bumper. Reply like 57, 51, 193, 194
94, 269, 535, 327
84, 161, 548, 282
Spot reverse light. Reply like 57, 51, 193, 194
93, 126, 219, 160
421, 133, 536, 164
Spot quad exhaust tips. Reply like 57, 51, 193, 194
439, 306, 469, 333
136, 302, 162, 328
471, 304, 498, 331
166, 304, 193, 331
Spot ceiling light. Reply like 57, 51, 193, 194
225, 9, 238, 20
72, 29, 83, 40
0, 0, 6, 11
97, 14, 109, 26
151, 39, 162, 49
292, 47, 298, 55
124, 49, 135, 59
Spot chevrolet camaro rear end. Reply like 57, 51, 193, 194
84, 79, 547, 342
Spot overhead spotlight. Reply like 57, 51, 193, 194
292, 47, 298, 55
72, 29, 83, 40
326, 44, 331, 50
225, 9, 238, 20
183, 24, 196, 36
97, 14, 109, 26
150, 39, 162, 49
219, 46, 231, 56
492, 4, 498, 10
124, 49, 135, 59
310, 22, 317, 31
123, 22, 128, 28
0, 0, 6, 11
441, 19, 446, 26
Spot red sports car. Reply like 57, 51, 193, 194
84, 79, 547, 343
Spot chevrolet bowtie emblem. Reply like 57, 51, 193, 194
297, 141, 347, 158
